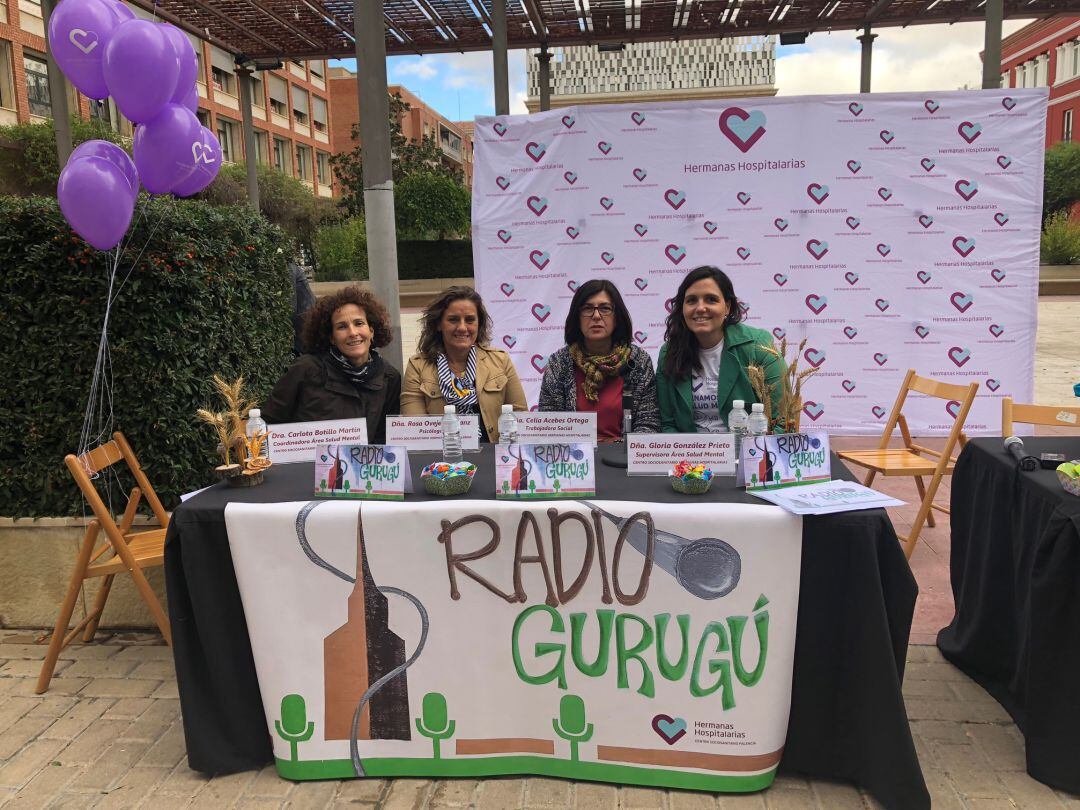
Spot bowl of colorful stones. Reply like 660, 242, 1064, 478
669, 461, 713, 495
421, 461, 477, 496
1056, 461, 1080, 496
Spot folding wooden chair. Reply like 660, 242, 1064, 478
37, 432, 172, 694
1001, 397, 1080, 436
837, 369, 980, 561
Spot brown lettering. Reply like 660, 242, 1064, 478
438, 515, 515, 602
611, 511, 654, 605
547, 508, 596, 604
513, 511, 559, 606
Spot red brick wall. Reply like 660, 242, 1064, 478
1001, 15, 1080, 148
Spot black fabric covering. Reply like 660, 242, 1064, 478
938, 437, 1080, 794
166, 448, 927, 809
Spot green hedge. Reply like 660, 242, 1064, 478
398, 240, 473, 279
0, 195, 294, 517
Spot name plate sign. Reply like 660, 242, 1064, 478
385, 415, 481, 451
314, 445, 406, 501
266, 419, 368, 464
627, 433, 736, 476
495, 443, 595, 498
515, 412, 597, 445
741, 431, 831, 491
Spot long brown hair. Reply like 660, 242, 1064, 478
416, 286, 492, 360
662, 266, 743, 381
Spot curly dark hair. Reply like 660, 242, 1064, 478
300, 286, 393, 354
416, 286, 492, 360
662, 266, 743, 381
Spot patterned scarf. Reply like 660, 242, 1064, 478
436, 348, 478, 412
570, 343, 631, 401
329, 347, 377, 386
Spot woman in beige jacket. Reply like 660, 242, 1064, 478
400, 286, 528, 443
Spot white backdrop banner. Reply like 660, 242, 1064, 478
472, 89, 1048, 435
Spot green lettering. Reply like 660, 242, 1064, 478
691, 620, 735, 709
615, 613, 655, 697
728, 600, 769, 687
570, 611, 613, 677
654, 613, 691, 681
512, 605, 567, 688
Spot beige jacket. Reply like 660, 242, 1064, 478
400, 344, 528, 443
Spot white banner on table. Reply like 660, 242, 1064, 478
750, 480, 905, 515
385, 416, 481, 451
628, 433, 736, 476
225, 499, 802, 792
266, 419, 368, 464
473, 89, 1046, 435
515, 412, 597, 445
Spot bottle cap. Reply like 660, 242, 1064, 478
732, 399, 744, 409
248, 408, 261, 418
444, 405, 456, 414
751, 403, 764, 412
501, 404, 513, 414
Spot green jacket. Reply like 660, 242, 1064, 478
656, 322, 786, 433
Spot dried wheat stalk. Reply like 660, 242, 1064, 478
750, 338, 820, 432
196, 408, 232, 465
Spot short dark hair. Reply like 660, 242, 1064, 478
416, 285, 492, 360
662, 266, 743, 381
301, 286, 393, 354
563, 279, 633, 348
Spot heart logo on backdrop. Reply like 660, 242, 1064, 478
846, 216, 860, 230
564, 171, 577, 185
806, 183, 830, 204
651, 714, 687, 745
531, 354, 548, 373
920, 158, 936, 172
597, 141, 612, 155
634, 223, 648, 237
987, 378, 1001, 392
526, 196, 548, 216
529, 250, 550, 270
875, 298, 889, 312
69, 28, 99, 54
804, 347, 826, 368
737, 191, 752, 205
496, 175, 510, 190
774, 218, 789, 232
497, 229, 512, 243
994, 212, 1009, 226
803, 401, 824, 421
561, 114, 575, 129
918, 214, 934, 229
804, 294, 827, 314
958, 121, 982, 143
664, 188, 686, 210
531, 303, 551, 322
848, 102, 863, 117
842, 379, 856, 392
665, 244, 686, 265
917, 270, 932, 284
877, 187, 893, 201
1002, 96, 1016, 111
806, 239, 828, 260
843, 326, 858, 340
915, 325, 930, 339
634, 330, 648, 344
566, 226, 580, 240
635, 277, 648, 291
945, 400, 962, 418
954, 179, 978, 201
567, 280, 579, 291
997, 155, 1012, 169
872, 405, 886, 419
719, 107, 767, 152
525, 141, 547, 162
845, 272, 859, 285
772, 327, 786, 340
950, 291, 973, 313
925, 99, 939, 114
873, 352, 888, 366
952, 236, 975, 257
703, 221, 718, 234
876, 243, 891, 257
500, 282, 515, 297
991, 268, 1006, 282
192, 142, 216, 164
737, 246, 751, 260
773, 273, 788, 287
879, 129, 895, 144
502, 335, 517, 348
847, 160, 861, 175
989, 323, 1004, 337
948, 346, 971, 367
601, 251, 615, 265
600, 196, 614, 210
633, 167, 648, 182
631, 111, 646, 126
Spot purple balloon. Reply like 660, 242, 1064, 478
103, 19, 180, 123
47, 0, 122, 100
132, 103, 200, 194
177, 82, 199, 115
57, 155, 136, 250
105, 0, 134, 22
70, 139, 137, 199
171, 127, 221, 197
161, 25, 198, 105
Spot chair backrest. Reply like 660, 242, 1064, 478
64, 432, 169, 533
1002, 397, 1080, 437
876, 369, 980, 453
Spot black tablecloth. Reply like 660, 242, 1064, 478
938, 437, 1080, 794
166, 448, 928, 809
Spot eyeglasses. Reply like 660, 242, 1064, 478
580, 304, 614, 318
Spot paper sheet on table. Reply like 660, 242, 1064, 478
748, 479, 904, 515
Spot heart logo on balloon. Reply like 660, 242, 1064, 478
69, 28, 99, 54
718, 106, 767, 153
192, 141, 217, 164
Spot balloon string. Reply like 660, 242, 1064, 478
110, 199, 171, 305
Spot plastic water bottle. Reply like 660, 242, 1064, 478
728, 399, 749, 459
747, 402, 769, 437
442, 405, 462, 463
498, 404, 519, 444
246, 408, 268, 459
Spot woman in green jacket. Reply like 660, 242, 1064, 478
656, 266, 785, 433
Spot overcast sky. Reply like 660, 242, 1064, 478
330, 18, 1032, 123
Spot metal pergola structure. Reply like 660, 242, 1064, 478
44, 0, 1080, 369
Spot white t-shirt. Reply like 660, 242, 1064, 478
692, 340, 726, 433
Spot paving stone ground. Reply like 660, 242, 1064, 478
1, 631, 1078, 809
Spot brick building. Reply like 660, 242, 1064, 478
327, 66, 473, 193
999, 15, 1080, 147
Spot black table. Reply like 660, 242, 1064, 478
166, 448, 928, 810
938, 436, 1080, 794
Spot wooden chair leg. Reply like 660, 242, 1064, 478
37, 522, 99, 694
903, 468, 948, 560
914, 476, 936, 528
82, 575, 115, 642
863, 470, 877, 487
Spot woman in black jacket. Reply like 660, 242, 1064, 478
263, 286, 400, 444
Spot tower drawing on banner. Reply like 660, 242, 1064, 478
471, 90, 1047, 435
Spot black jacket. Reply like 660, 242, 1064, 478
263, 352, 401, 444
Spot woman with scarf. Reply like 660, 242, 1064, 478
401, 286, 527, 443
538, 279, 659, 440
263, 286, 400, 444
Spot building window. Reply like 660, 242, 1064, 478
255, 130, 268, 163
1064, 109, 1073, 142
24, 53, 51, 118
88, 97, 112, 126
292, 87, 309, 126
217, 117, 238, 162
273, 137, 289, 173
212, 67, 235, 95
0, 42, 15, 111
296, 144, 311, 180
197, 109, 211, 128
316, 151, 329, 184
